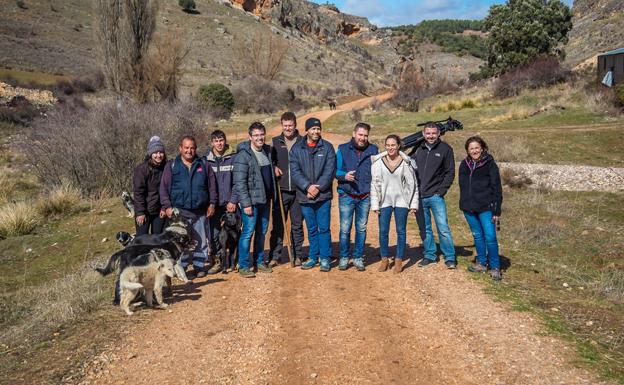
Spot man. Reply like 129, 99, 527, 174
160, 136, 217, 279
268, 112, 305, 267
335, 122, 378, 271
290, 118, 336, 272
412, 122, 457, 269
233, 122, 274, 278
204, 130, 238, 274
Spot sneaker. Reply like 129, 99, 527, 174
238, 267, 256, 278
320, 259, 331, 272
195, 269, 207, 278
490, 269, 502, 281
293, 257, 302, 267
301, 260, 317, 270
467, 263, 487, 273
418, 258, 437, 267
338, 257, 349, 270
257, 264, 273, 273
268, 259, 280, 268
207, 262, 222, 275
352, 258, 365, 271
445, 260, 457, 270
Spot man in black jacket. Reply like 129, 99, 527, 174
412, 122, 457, 269
268, 112, 305, 266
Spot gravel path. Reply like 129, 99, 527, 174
500, 162, 624, 193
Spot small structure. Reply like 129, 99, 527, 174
597, 47, 624, 87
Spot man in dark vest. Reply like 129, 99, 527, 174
233, 122, 275, 278
335, 122, 378, 271
268, 111, 305, 267
160, 135, 217, 279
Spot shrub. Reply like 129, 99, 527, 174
37, 183, 84, 218
615, 84, 624, 107
25, 101, 211, 195
16, 0, 27, 9
233, 77, 303, 114
0, 96, 39, 126
178, 0, 196, 12
197, 83, 235, 118
71, 72, 105, 93
500, 167, 533, 189
0, 201, 38, 238
0, 170, 18, 204
494, 56, 570, 98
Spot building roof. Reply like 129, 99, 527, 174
598, 47, 624, 57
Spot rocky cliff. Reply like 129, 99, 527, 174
566, 0, 624, 67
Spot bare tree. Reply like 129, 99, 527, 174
124, 0, 158, 102
235, 34, 289, 81
151, 31, 190, 102
95, 0, 123, 93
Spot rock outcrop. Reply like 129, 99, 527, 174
566, 0, 624, 67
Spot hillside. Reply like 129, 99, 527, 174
566, 0, 624, 67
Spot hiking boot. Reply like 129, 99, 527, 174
320, 259, 331, 272
268, 258, 280, 268
338, 257, 349, 270
490, 269, 502, 281
418, 258, 437, 267
353, 258, 365, 271
194, 268, 207, 278
378, 257, 389, 272
467, 263, 487, 273
445, 260, 457, 270
207, 261, 222, 275
258, 264, 273, 273
238, 268, 256, 278
393, 258, 403, 274
301, 260, 317, 270
293, 257, 302, 267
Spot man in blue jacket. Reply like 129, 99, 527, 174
290, 118, 336, 272
233, 122, 274, 278
204, 130, 238, 274
335, 122, 378, 271
160, 135, 217, 279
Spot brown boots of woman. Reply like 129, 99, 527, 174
378, 257, 403, 274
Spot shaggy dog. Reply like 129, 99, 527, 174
217, 211, 241, 272
116, 231, 134, 246
121, 191, 135, 217
119, 251, 175, 315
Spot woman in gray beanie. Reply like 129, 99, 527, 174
132, 136, 167, 235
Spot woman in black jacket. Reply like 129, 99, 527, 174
133, 136, 167, 235
458, 136, 503, 280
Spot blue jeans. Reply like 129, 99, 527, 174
416, 195, 456, 262
463, 210, 500, 270
338, 194, 370, 260
300, 199, 332, 263
238, 203, 270, 270
379, 206, 409, 260
180, 209, 210, 270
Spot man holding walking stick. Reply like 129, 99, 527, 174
268, 112, 305, 267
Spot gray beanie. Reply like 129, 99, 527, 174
146, 135, 165, 156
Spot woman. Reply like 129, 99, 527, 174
370, 135, 418, 273
458, 136, 503, 280
133, 136, 167, 235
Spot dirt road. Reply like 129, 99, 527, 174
77, 98, 605, 385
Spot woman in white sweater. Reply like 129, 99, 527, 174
370, 135, 419, 273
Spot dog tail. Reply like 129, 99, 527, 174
95, 253, 121, 276
121, 281, 144, 290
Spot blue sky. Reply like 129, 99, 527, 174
310, 0, 574, 27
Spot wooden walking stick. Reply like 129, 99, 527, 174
276, 183, 295, 267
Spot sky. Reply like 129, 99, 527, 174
310, 0, 575, 27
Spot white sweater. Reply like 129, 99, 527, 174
370, 151, 419, 211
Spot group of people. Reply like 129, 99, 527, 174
132, 111, 503, 281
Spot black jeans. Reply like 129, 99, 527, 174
209, 205, 227, 260
268, 190, 304, 263
135, 213, 165, 236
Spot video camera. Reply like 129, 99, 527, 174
402, 117, 463, 156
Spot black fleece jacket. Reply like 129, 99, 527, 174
458, 153, 503, 216
411, 140, 455, 198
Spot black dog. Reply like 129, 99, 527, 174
217, 211, 241, 272
116, 231, 134, 246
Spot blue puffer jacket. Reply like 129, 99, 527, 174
336, 139, 379, 195
159, 155, 217, 211
205, 145, 238, 206
289, 138, 336, 204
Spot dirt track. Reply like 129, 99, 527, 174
77, 97, 606, 385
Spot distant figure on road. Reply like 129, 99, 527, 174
329, 100, 337, 110
411, 122, 457, 269
458, 136, 503, 281
335, 122, 378, 271
290, 118, 336, 272
370, 135, 418, 274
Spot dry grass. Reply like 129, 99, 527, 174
431, 98, 481, 113
499, 167, 533, 189
487, 136, 530, 162
0, 201, 39, 238
36, 183, 84, 218
0, 169, 19, 204
479, 106, 532, 124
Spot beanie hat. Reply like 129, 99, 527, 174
305, 117, 322, 131
146, 135, 165, 156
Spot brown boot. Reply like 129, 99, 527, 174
378, 257, 389, 272
393, 258, 403, 274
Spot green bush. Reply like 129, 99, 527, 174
615, 84, 624, 107
178, 0, 196, 12
198, 84, 235, 116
